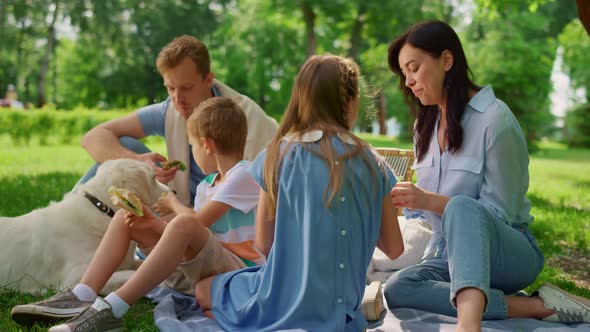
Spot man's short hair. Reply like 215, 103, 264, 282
156, 35, 210, 77
187, 97, 248, 158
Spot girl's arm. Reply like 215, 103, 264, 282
254, 189, 275, 257
377, 195, 404, 260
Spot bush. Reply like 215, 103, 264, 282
0, 109, 129, 146
563, 103, 590, 148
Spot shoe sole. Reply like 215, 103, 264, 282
361, 281, 386, 321
543, 283, 590, 308
11, 304, 86, 326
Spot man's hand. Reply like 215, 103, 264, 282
136, 152, 178, 184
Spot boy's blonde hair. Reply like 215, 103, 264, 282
187, 97, 247, 159
263, 54, 378, 216
156, 35, 210, 78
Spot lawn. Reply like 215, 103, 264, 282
0, 134, 588, 331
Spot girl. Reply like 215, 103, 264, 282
195, 54, 404, 331
384, 19, 590, 332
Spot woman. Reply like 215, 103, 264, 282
384, 20, 589, 331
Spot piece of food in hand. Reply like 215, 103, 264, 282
108, 186, 144, 217
162, 160, 186, 171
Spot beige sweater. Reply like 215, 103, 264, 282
165, 79, 278, 206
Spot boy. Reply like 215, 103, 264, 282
11, 97, 263, 332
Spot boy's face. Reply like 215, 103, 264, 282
162, 57, 214, 119
189, 135, 217, 174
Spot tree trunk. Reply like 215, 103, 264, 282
347, 2, 366, 62
578, 0, 590, 36
37, 2, 59, 108
377, 89, 386, 135
301, 2, 316, 58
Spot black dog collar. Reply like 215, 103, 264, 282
83, 192, 115, 218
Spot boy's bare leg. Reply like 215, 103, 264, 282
115, 213, 210, 305
455, 287, 485, 332
79, 210, 159, 294
195, 276, 215, 319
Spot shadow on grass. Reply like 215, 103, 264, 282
528, 193, 589, 255
0, 172, 80, 217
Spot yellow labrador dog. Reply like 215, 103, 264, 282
0, 159, 169, 294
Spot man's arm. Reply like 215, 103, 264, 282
81, 112, 147, 162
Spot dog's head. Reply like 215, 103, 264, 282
80, 159, 170, 210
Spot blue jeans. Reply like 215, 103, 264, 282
72, 136, 151, 191
383, 195, 544, 320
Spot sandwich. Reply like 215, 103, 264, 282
162, 159, 186, 171
107, 186, 144, 217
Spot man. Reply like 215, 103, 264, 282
77, 35, 278, 207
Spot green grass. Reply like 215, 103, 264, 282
0, 134, 589, 330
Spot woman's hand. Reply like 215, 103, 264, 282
391, 182, 450, 215
391, 182, 429, 210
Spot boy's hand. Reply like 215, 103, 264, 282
125, 205, 160, 230
154, 192, 180, 215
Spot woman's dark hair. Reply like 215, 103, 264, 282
388, 20, 479, 162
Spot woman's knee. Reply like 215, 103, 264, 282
442, 195, 489, 235
383, 268, 424, 308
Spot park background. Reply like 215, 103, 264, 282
1, 0, 589, 331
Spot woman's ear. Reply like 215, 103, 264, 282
442, 50, 454, 72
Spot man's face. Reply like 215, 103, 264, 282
162, 57, 213, 119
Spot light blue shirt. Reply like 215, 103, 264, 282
210, 133, 397, 332
137, 86, 221, 203
406, 86, 533, 259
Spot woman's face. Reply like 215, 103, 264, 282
398, 43, 450, 108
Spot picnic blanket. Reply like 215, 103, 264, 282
145, 287, 590, 332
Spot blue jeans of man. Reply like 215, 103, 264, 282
72, 136, 151, 191
383, 195, 544, 320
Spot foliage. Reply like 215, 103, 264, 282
0, 0, 585, 140
563, 103, 590, 148
467, 10, 556, 149
559, 19, 590, 93
0, 109, 128, 145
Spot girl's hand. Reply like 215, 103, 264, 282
153, 192, 179, 215
391, 182, 429, 210
125, 205, 159, 230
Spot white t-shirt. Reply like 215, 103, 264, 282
194, 161, 263, 265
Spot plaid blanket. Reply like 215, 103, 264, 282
146, 287, 590, 332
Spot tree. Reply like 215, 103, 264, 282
467, 10, 556, 148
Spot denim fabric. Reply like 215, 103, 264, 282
384, 195, 544, 320
72, 136, 151, 191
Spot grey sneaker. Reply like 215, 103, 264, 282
11, 290, 92, 325
48, 297, 123, 332
537, 282, 590, 324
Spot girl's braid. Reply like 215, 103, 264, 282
339, 60, 351, 126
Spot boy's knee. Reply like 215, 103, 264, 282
168, 214, 198, 234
